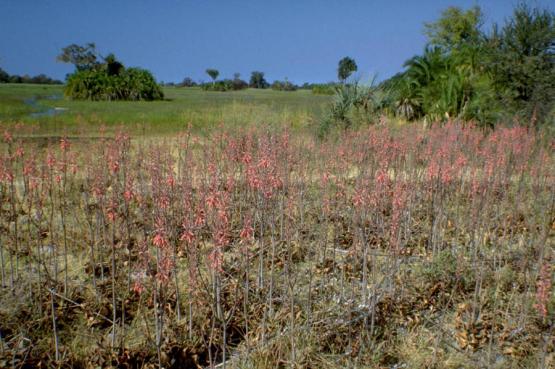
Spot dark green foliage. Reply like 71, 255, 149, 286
201, 78, 248, 91
364, 3, 554, 128
206, 68, 219, 83
271, 79, 297, 91
485, 3, 555, 122
249, 71, 269, 88
57, 43, 99, 71
61, 45, 164, 101
0, 68, 62, 85
337, 57, 358, 83
104, 53, 124, 77
8, 75, 23, 83
0, 68, 9, 83
179, 77, 197, 87
65, 67, 164, 101
393, 45, 502, 124
232, 73, 249, 90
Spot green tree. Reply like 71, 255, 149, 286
0, 67, 9, 83
206, 69, 219, 85
61, 46, 163, 101
249, 71, 268, 88
57, 43, 99, 71
337, 57, 358, 83
104, 53, 124, 76
485, 3, 555, 121
424, 6, 484, 51
180, 77, 196, 87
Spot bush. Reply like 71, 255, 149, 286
271, 80, 297, 91
312, 83, 337, 95
232, 78, 249, 90
318, 82, 390, 136
249, 71, 269, 88
200, 78, 248, 92
63, 51, 163, 101
179, 77, 197, 87
65, 67, 164, 101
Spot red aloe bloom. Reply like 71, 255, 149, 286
180, 230, 195, 244
124, 189, 134, 202
3, 130, 13, 143
46, 152, 56, 169
60, 137, 70, 152
152, 233, 168, 248
15, 146, 24, 158
208, 249, 223, 273
166, 174, 175, 188
194, 209, 205, 226
240, 218, 254, 241
132, 280, 145, 295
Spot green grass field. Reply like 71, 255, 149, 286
0, 84, 331, 136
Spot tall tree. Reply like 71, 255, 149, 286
337, 57, 358, 84
206, 69, 219, 85
57, 43, 99, 71
424, 6, 484, 52
180, 77, 196, 87
249, 71, 268, 88
485, 3, 555, 120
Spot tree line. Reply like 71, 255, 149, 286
0, 68, 62, 85
322, 3, 554, 131
168, 70, 296, 92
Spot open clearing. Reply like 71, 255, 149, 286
0, 84, 331, 136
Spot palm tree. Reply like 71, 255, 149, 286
206, 69, 219, 85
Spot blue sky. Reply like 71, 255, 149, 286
1, 0, 553, 84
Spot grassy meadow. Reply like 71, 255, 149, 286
0, 84, 331, 136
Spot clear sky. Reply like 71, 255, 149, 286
1, 0, 553, 84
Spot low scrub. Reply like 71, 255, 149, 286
65, 67, 164, 101
312, 83, 337, 95
201, 78, 249, 91
271, 80, 297, 91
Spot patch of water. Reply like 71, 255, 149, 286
25, 94, 68, 118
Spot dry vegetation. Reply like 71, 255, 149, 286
0, 122, 553, 368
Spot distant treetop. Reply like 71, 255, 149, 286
337, 57, 358, 83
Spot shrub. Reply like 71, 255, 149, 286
65, 67, 164, 101
271, 80, 297, 91
249, 71, 269, 88
319, 82, 391, 135
179, 77, 197, 87
232, 78, 249, 90
62, 50, 163, 101
200, 78, 248, 91
312, 83, 337, 95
